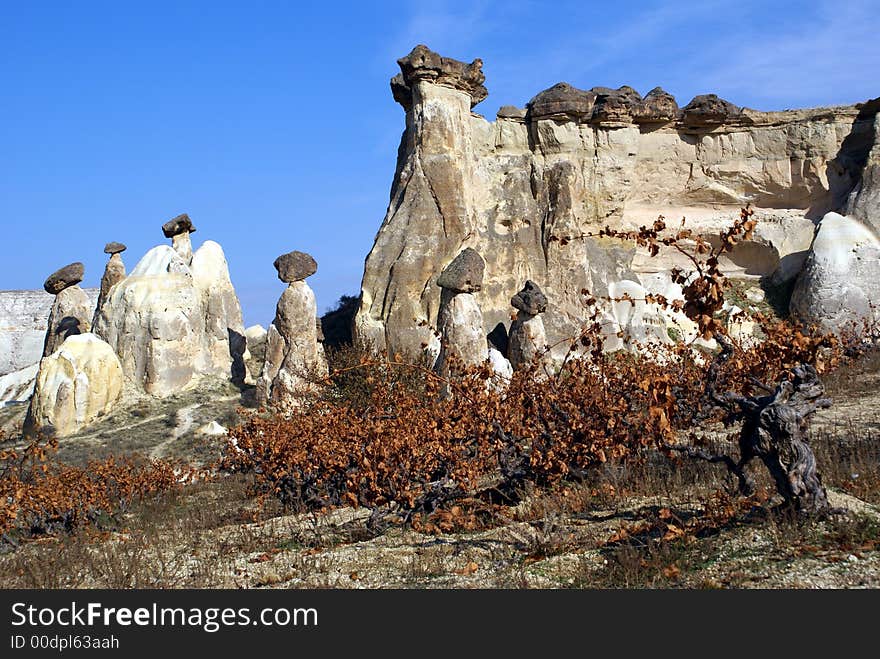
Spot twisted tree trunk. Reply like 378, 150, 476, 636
672, 338, 832, 514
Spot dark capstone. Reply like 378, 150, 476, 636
43, 262, 84, 294
527, 83, 596, 121
274, 250, 317, 283
511, 280, 548, 316
103, 241, 127, 255
162, 213, 196, 238
681, 94, 742, 126
633, 87, 679, 123
391, 73, 412, 111
437, 247, 484, 293
590, 85, 642, 123
487, 322, 509, 356
497, 105, 526, 120
395, 44, 488, 108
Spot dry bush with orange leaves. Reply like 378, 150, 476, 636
224, 208, 872, 526
0, 433, 190, 542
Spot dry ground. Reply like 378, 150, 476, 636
1, 352, 878, 589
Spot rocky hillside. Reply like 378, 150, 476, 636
355, 45, 879, 358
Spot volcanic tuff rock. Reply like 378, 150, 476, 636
256, 280, 328, 408
355, 45, 879, 358
847, 107, 880, 235
43, 285, 92, 358
790, 212, 880, 334
434, 289, 487, 382
24, 333, 123, 438
163, 213, 197, 265
93, 251, 126, 327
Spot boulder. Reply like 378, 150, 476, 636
437, 248, 485, 293
527, 83, 596, 122
274, 250, 318, 283
633, 87, 679, 123
511, 280, 548, 316
44, 262, 84, 295
24, 334, 123, 438
104, 242, 127, 255
790, 212, 880, 334
681, 94, 742, 126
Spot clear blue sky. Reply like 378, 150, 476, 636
2, 0, 878, 326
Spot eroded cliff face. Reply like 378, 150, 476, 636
356, 45, 878, 358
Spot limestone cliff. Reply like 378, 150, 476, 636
356, 45, 878, 358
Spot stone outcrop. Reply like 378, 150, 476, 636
24, 333, 123, 438
355, 45, 878, 359
94, 228, 248, 396
790, 212, 880, 334
433, 250, 488, 380
256, 252, 328, 408
508, 281, 550, 371
42, 263, 92, 358
93, 242, 127, 326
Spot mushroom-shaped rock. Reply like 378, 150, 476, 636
43, 263, 92, 358
44, 262, 84, 295
497, 105, 527, 120
511, 280, 548, 316
256, 279, 328, 409
790, 212, 880, 334
508, 281, 550, 372
395, 44, 487, 109
590, 86, 642, 123
103, 242, 127, 255
633, 87, 679, 123
24, 333, 123, 438
437, 248, 484, 293
527, 83, 596, 122
162, 213, 197, 264
94, 247, 127, 327
681, 94, 742, 126
274, 250, 318, 283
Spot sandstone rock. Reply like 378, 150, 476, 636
43, 285, 92, 358
93, 252, 126, 327
790, 212, 880, 334
44, 262, 84, 294
355, 47, 875, 360
437, 248, 485, 293
395, 44, 487, 108
104, 242, 127, 255
256, 281, 328, 408
274, 250, 318, 283
681, 94, 743, 126
24, 334, 123, 438
847, 110, 880, 235
511, 280, 548, 316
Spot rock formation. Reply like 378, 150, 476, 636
163, 213, 196, 265
508, 280, 550, 371
256, 251, 328, 408
93, 242, 127, 326
94, 219, 248, 396
24, 333, 123, 438
433, 249, 488, 380
42, 262, 92, 358
356, 45, 878, 359
790, 212, 880, 334
0, 288, 98, 379
847, 106, 880, 235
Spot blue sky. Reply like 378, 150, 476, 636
2, 0, 878, 326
